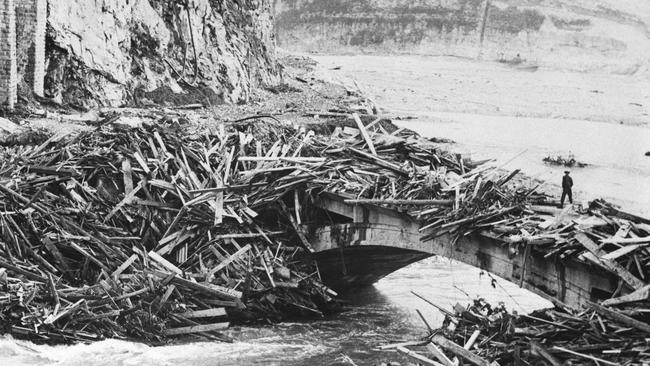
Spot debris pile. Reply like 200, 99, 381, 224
304, 115, 650, 290
1, 108, 648, 348
0, 114, 338, 344
381, 296, 649, 365
543, 153, 588, 167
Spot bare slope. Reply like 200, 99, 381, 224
275, 0, 650, 73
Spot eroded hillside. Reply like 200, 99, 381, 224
274, 0, 650, 73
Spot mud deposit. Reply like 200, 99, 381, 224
314, 54, 650, 215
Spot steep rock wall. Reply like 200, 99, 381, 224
275, 0, 650, 73
45, 0, 279, 108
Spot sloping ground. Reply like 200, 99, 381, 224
44, 0, 280, 109
275, 0, 650, 73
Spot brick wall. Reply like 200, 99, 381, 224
15, 0, 45, 96
1, 0, 46, 109
0, 0, 17, 109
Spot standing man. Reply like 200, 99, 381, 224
561, 171, 573, 207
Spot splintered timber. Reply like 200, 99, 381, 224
0, 109, 648, 360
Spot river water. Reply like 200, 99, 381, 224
1, 258, 549, 366
3, 54, 649, 365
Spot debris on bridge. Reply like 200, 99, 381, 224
381, 295, 650, 365
1, 106, 649, 347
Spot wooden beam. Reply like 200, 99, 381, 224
147, 269, 242, 300
588, 301, 650, 333
430, 334, 491, 366
575, 232, 645, 290
427, 343, 455, 366
352, 113, 377, 155
164, 322, 229, 336
396, 346, 445, 366
207, 244, 251, 278
178, 308, 227, 318
148, 251, 182, 275
601, 284, 650, 306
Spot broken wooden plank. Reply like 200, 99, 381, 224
575, 232, 646, 290
111, 254, 138, 280
431, 334, 491, 366
396, 346, 445, 366
588, 301, 650, 333
148, 251, 182, 275
601, 284, 650, 306
600, 237, 650, 245
427, 343, 455, 366
600, 243, 648, 260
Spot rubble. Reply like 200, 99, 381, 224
543, 153, 588, 168
0, 112, 339, 344
381, 295, 650, 365
0, 103, 648, 350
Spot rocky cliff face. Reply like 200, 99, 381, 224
275, 0, 650, 73
45, 0, 280, 109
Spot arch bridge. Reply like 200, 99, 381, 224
306, 192, 620, 309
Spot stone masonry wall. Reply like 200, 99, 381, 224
0, 0, 17, 109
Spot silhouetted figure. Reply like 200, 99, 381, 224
560, 171, 573, 207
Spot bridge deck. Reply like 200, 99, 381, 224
308, 192, 619, 309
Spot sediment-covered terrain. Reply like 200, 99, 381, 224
275, 0, 650, 73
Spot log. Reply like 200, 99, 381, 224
164, 322, 229, 336
147, 269, 242, 300
178, 308, 227, 318
431, 334, 491, 366
588, 301, 650, 333
0, 260, 46, 282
